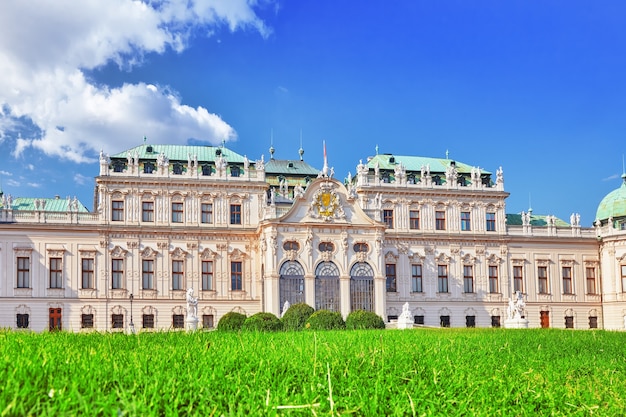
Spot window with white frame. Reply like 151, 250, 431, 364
411, 264, 423, 293
49, 257, 63, 288
201, 203, 213, 224
172, 260, 184, 290
17, 257, 30, 288
81, 258, 94, 289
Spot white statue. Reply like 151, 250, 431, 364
244, 155, 249, 171
496, 166, 503, 185
282, 300, 291, 317
186, 288, 198, 319
507, 290, 526, 320
399, 302, 411, 320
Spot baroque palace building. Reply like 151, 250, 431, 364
1, 143, 626, 332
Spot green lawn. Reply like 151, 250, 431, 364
1, 328, 625, 416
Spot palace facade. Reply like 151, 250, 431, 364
1, 143, 625, 331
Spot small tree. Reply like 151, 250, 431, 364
305, 310, 345, 330
345, 310, 386, 330
281, 303, 315, 331
242, 312, 283, 332
217, 311, 246, 331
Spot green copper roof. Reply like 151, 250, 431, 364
596, 174, 626, 221
506, 213, 569, 227
367, 154, 491, 175
264, 159, 319, 176
111, 144, 248, 164
5, 197, 89, 212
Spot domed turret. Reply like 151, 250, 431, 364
595, 173, 626, 226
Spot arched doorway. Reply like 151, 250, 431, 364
315, 261, 340, 311
350, 262, 374, 312
279, 260, 305, 313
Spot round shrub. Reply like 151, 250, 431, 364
281, 303, 315, 331
305, 310, 345, 331
217, 311, 246, 331
242, 312, 283, 332
345, 310, 386, 330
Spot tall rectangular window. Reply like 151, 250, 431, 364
538, 266, 548, 294
411, 264, 423, 293
386, 264, 397, 292
49, 258, 63, 288
201, 203, 213, 224
409, 210, 420, 230
112, 259, 124, 289
513, 265, 523, 293
111, 201, 124, 221
171, 202, 183, 223
230, 204, 242, 225
383, 209, 394, 229
202, 261, 213, 291
231, 261, 243, 290
438, 265, 448, 293
461, 212, 471, 231
463, 265, 474, 293
621, 265, 626, 293
488, 265, 498, 293
486, 212, 496, 231
172, 260, 184, 290
142, 201, 154, 222
17, 257, 30, 288
586, 267, 597, 295
435, 211, 446, 230
81, 258, 94, 289
142, 260, 154, 290
562, 266, 573, 294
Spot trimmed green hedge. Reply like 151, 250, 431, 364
346, 310, 386, 330
281, 303, 315, 331
217, 311, 246, 331
242, 312, 283, 332
305, 310, 345, 330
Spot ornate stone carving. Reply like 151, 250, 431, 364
141, 247, 158, 259
170, 247, 189, 260
308, 182, 346, 222
110, 246, 128, 258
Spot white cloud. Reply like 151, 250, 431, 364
0, 170, 12, 176
6, 179, 20, 187
73, 173, 90, 186
27, 183, 42, 188
0, 0, 270, 162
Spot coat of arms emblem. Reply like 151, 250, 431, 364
309, 183, 345, 221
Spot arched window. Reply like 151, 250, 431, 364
350, 262, 374, 312
279, 261, 305, 313
315, 261, 340, 312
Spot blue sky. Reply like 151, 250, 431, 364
1, 1, 625, 226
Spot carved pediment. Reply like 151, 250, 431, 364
384, 251, 398, 263
79, 248, 98, 258
47, 248, 66, 257
200, 248, 218, 260
141, 247, 158, 259
560, 259, 575, 267
110, 245, 128, 258
511, 258, 525, 266
435, 253, 451, 264
408, 252, 425, 263
461, 253, 477, 265
536, 259, 550, 267
14, 247, 33, 257
229, 248, 247, 260
486, 253, 503, 265
170, 247, 189, 260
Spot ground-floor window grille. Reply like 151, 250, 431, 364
565, 316, 574, 329
203, 314, 214, 329
440, 315, 451, 327
589, 316, 598, 329
466, 315, 476, 328
279, 261, 305, 312
491, 316, 501, 328
315, 262, 340, 312
350, 262, 374, 312
414, 315, 424, 325
143, 314, 155, 329
172, 314, 185, 329
111, 314, 124, 329
17, 314, 29, 329
81, 314, 94, 329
